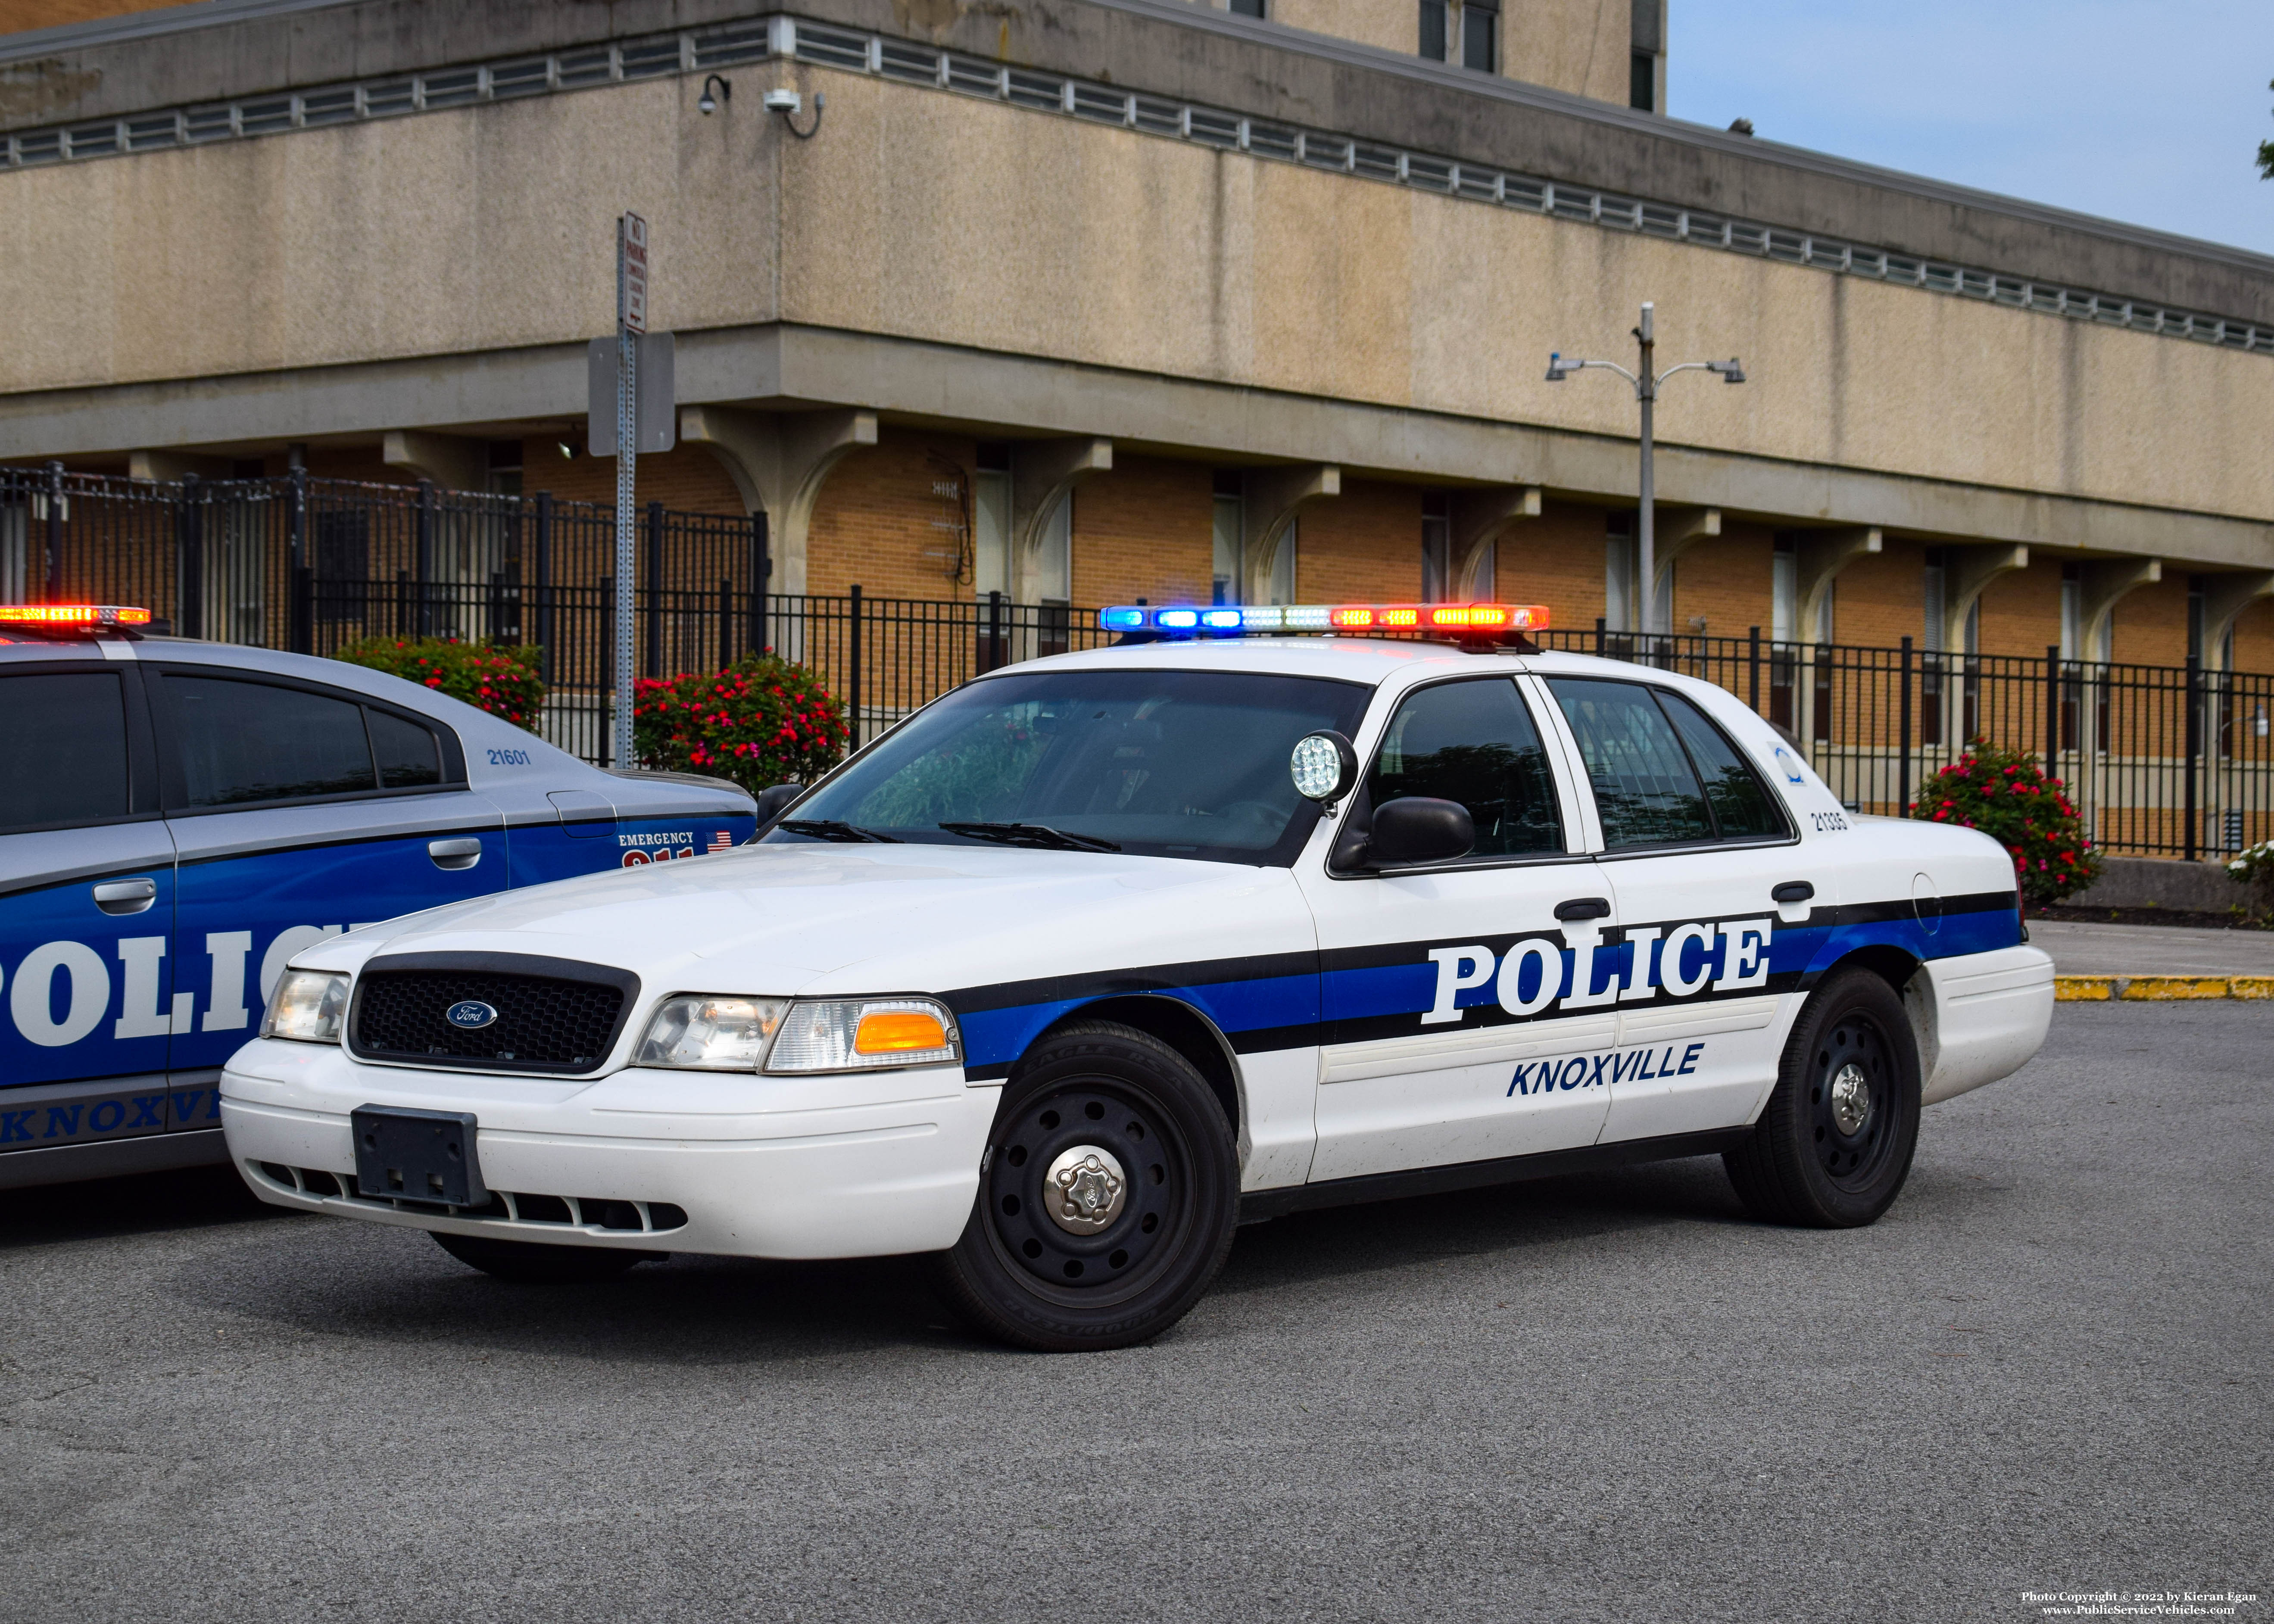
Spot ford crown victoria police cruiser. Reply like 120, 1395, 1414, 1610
0, 605, 754, 1189
221, 605, 2053, 1350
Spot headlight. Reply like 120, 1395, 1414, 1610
262, 970, 349, 1044
764, 997, 961, 1073
634, 995, 789, 1070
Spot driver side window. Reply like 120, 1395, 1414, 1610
1368, 678, 1564, 857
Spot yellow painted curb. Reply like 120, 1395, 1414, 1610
2122, 976, 2230, 1000
2055, 975, 2274, 1001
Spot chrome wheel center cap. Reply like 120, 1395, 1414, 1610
1828, 1063, 1872, 1137
1043, 1145, 1127, 1235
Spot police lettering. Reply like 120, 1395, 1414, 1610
1425, 918, 1775, 1025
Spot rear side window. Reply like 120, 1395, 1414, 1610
370, 709, 443, 789
0, 671, 130, 831
1657, 690, 1786, 839
1546, 677, 1787, 849
1368, 678, 1563, 857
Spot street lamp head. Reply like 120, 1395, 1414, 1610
1712, 358, 1746, 384
698, 74, 731, 115
1545, 352, 1569, 382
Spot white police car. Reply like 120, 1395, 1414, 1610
220, 602, 2053, 1350
0, 605, 755, 1189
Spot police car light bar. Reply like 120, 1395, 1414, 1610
0, 604, 152, 626
1097, 602, 1548, 635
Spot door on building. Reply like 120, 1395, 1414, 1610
1301, 672, 1612, 1181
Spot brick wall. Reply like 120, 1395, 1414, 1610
1498, 504, 1610, 638
1070, 455, 1214, 608
1293, 479, 1423, 603
805, 429, 979, 600
1668, 527, 1773, 640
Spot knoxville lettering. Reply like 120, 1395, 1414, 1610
1509, 1041, 1706, 1097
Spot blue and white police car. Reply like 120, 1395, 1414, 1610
220, 601, 2053, 1350
0, 605, 755, 1189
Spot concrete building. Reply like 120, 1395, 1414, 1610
2, 0, 2271, 682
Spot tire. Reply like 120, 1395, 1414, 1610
932, 1021, 1239, 1352
430, 1229, 656, 1283
1723, 966, 1922, 1228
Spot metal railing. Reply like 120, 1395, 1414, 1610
6, 464, 2267, 856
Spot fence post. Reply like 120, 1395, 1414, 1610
287, 465, 312, 654
1594, 616, 1606, 658
988, 589, 1004, 674
751, 511, 769, 657
533, 491, 554, 684
2185, 653, 2202, 861
415, 480, 435, 637
717, 578, 733, 671
42, 460, 64, 602
1748, 625, 1761, 715
599, 574, 613, 767
176, 473, 203, 639
848, 583, 864, 750
644, 499, 664, 678
1899, 636, 1913, 817
2044, 645, 2061, 787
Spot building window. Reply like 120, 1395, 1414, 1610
1212, 471, 1244, 605
1462, 0, 1498, 72
1418, 0, 1447, 61
1421, 493, 1451, 602
1226, 0, 1264, 15
1605, 512, 1635, 633
973, 443, 1011, 601
1630, 51, 1656, 112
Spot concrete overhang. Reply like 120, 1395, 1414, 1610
3, 322, 2269, 571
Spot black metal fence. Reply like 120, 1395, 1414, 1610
6, 463, 2266, 858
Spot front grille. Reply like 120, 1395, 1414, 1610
348, 953, 637, 1074
253, 1163, 688, 1231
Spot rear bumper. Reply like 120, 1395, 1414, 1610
218, 1039, 1000, 1260
1919, 945, 2055, 1105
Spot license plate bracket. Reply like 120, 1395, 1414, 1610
351, 1105, 487, 1208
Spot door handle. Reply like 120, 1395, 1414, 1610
92, 878, 158, 916
1771, 882, 1815, 904
1554, 896, 1611, 922
428, 838, 483, 871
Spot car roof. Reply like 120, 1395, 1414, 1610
0, 633, 498, 723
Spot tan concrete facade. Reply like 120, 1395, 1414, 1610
3, 0, 2272, 672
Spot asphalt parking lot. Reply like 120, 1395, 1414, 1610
3, 1002, 2267, 1624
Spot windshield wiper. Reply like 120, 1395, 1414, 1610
938, 821, 1122, 854
776, 819, 901, 843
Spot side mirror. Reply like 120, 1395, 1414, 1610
1367, 797, 1474, 867
1290, 731, 1359, 805
751, 781, 805, 831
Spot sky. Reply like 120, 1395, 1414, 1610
1668, 0, 2274, 256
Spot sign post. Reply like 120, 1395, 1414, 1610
612, 212, 648, 769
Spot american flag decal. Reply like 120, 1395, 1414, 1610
708, 830, 734, 853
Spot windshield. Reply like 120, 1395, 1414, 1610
770, 667, 1372, 865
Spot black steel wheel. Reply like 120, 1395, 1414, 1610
933, 1020, 1238, 1351
1724, 966, 1922, 1227
430, 1230, 656, 1283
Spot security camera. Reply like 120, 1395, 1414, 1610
761, 89, 802, 114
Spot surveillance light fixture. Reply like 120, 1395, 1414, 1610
698, 74, 731, 115
763, 86, 826, 138
1544, 352, 1569, 382
1711, 358, 1747, 384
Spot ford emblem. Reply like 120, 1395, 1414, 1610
445, 1000, 498, 1030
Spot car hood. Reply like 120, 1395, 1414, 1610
297, 841, 1307, 997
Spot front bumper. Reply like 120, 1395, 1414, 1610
220, 1038, 1000, 1260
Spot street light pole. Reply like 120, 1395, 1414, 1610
1547, 302, 1745, 642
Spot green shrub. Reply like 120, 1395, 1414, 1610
632, 654, 847, 794
1909, 739, 2101, 909
2225, 839, 2274, 910
333, 637, 545, 731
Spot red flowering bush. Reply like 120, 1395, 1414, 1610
632, 652, 847, 793
1909, 738, 2102, 909
334, 637, 545, 732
